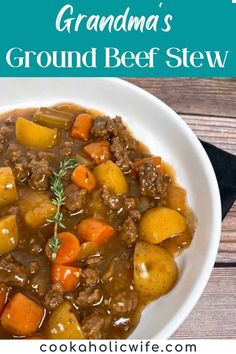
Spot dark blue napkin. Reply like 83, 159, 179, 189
201, 140, 236, 219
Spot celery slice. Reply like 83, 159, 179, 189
34, 107, 74, 130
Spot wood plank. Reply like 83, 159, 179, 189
126, 78, 236, 118
171, 268, 236, 339
217, 204, 236, 263
182, 114, 236, 155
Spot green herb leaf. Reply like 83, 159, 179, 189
47, 158, 78, 260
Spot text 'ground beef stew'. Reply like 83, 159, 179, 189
0, 103, 195, 339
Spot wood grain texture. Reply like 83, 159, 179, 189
182, 114, 236, 155
171, 268, 236, 339
217, 204, 236, 263
126, 78, 236, 118
126, 78, 236, 264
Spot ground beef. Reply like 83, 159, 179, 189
4, 116, 15, 126
76, 287, 102, 307
1, 125, 14, 138
91, 116, 136, 151
84, 254, 104, 267
60, 141, 74, 157
0, 254, 28, 287
38, 152, 56, 161
60, 146, 72, 157
5, 144, 24, 163
81, 267, 100, 287
82, 309, 111, 339
113, 117, 137, 150
0, 124, 13, 152
123, 197, 135, 211
4, 144, 30, 182
101, 186, 123, 211
119, 217, 139, 248
111, 137, 133, 173
109, 289, 138, 314
91, 116, 137, 173
91, 116, 136, 174
102, 256, 133, 293
28, 261, 40, 275
64, 184, 87, 212
30, 274, 49, 297
4, 145, 55, 188
14, 163, 31, 182
128, 209, 141, 221
28, 236, 43, 255
5, 144, 20, 163
0, 136, 4, 153
27, 259, 51, 297
101, 187, 140, 221
91, 116, 116, 140
123, 198, 141, 221
138, 162, 169, 198
44, 283, 64, 311
28, 152, 55, 191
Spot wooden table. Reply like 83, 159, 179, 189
127, 79, 236, 339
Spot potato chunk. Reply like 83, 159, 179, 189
134, 241, 178, 299
19, 190, 56, 228
47, 301, 85, 339
167, 184, 187, 213
16, 117, 59, 149
139, 207, 187, 244
0, 167, 18, 207
0, 215, 19, 254
86, 190, 107, 217
93, 160, 128, 194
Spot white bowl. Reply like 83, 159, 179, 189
0, 78, 221, 339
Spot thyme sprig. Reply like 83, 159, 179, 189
47, 159, 78, 261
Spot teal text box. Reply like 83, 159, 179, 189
0, 0, 235, 77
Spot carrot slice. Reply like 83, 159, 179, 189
51, 264, 81, 292
83, 141, 111, 165
70, 113, 93, 140
71, 165, 96, 191
1, 293, 44, 336
77, 217, 115, 245
133, 156, 162, 170
46, 232, 81, 264
0, 283, 10, 316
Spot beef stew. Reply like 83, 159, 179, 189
0, 103, 195, 339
